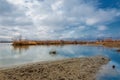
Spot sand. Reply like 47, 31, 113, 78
0, 56, 110, 80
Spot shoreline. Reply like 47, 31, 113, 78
0, 56, 110, 80
12, 40, 120, 49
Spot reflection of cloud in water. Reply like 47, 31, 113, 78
0, 45, 67, 67
0, 44, 120, 73
12, 45, 30, 53
57, 45, 106, 57
0, 45, 112, 67
96, 61, 120, 80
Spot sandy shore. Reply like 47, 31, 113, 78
0, 56, 109, 80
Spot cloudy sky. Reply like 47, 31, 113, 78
0, 0, 120, 40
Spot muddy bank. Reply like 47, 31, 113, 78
0, 56, 110, 80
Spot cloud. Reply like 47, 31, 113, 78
0, 36, 12, 39
97, 25, 107, 31
0, 0, 120, 40
0, 0, 33, 26
0, 0, 34, 39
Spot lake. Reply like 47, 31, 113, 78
0, 43, 120, 80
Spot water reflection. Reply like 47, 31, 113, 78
0, 44, 120, 79
0, 44, 66, 67
96, 61, 120, 80
12, 45, 30, 54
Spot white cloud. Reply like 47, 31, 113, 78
0, 36, 12, 39
7, 0, 25, 5
0, 0, 120, 40
98, 25, 107, 31
86, 18, 98, 25
51, 0, 63, 11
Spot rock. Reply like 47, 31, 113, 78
112, 65, 115, 69
49, 50, 57, 55
116, 49, 120, 52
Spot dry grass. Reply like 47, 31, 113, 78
12, 40, 120, 49
12, 40, 87, 46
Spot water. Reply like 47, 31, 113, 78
0, 43, 120, 80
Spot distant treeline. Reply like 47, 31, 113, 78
12, 39, 120, 48
12, 40, 88, 45
0, 41, 12, 43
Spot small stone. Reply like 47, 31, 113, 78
112, 65, 115, 69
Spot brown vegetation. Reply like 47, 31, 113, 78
95, 40, 120, 48
12, 40, 120, 48
12, 40, 87, 46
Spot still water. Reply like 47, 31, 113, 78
0, 43, 120, 80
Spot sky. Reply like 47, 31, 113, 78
0, 0, 120, 40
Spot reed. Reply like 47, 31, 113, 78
12, 40, 120, 48
12, 40, 87, 45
